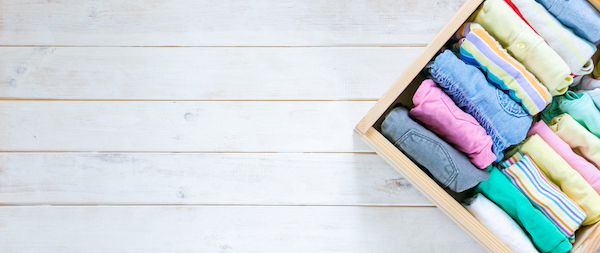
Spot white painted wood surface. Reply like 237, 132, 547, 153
0, 206, 484, 253
0, 153, 432, 206
0, 47, 422, 100
5, 0, 590, 252
0, 0, 467, 46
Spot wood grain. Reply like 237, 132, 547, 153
0, 101, 375, 152
0, 0, 468, 46
0, 153, 431, 206
0, 47, 421, 100
0, 206, 485, 253
355, 0, 483, 133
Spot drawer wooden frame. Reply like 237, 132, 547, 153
354, 0, 600, 252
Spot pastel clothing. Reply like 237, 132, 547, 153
535, 0, 600, 45
474, 166, 572, 253
594, 59, 600, 79
548, 114, 600, 169
457, 22, 551, 115
410, 79, 495, 168
474, 0, 573, 95
512, 134, 600, 226
381, 107, 489, 192
427, 50, 532, 160
500, 152, 585, 240
559, 91, 600, 138
463, 194, 538, 253
578, 75, 600, 90
576, 77, 600, 109
506, 0, 597, 75
528, 121, 600, 195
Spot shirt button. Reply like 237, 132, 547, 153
516, 42, 526, 49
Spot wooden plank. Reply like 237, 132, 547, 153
356, 0, 483, 134
0, 0, 468, 46
355, 127, 512, 253
0, 206, 485, 252
0, 153, 431, 206
0, 101, 374, 152
0, 47, 421, 100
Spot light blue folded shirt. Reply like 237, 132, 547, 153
535, 0, 600, 45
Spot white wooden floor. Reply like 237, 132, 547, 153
2, 1, 592, 252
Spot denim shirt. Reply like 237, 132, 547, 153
381, 107, 489, 193
427, 50, 533, 160
536, 0, 600, 45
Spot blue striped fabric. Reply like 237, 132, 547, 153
500, 151, 586, 242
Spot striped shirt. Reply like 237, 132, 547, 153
500, 151, 586, 242
459, 23, 551, 115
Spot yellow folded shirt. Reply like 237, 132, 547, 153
510, 134, 600, 226
473, 0, 572, 96
548, 114, 600, 170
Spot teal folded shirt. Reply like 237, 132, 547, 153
473, 166, 571, 253
541, 91, 600, 138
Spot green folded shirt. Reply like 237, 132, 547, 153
473, 166, 572, 253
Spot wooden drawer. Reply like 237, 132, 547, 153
354, 0, 600, 252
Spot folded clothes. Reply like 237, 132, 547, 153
500, 151, 585, 241
540, 90, 600, 138
474, 0, 573, 95
474, 166, 571, 253
595, 59, 600, 79
578, 75, 600, 90
512, 134, 600, 226
528, 121, 600, 195
457, 22, 551, 115
427, 50, 532, 160
463, 193, 538, 253
548, 114, 600, 169
559, 91, 600, 138
381, 107, 489, 192
535, 0, 600, 45
507, 0, 597, 76
410, 79, 495, 168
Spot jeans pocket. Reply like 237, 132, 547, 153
496, 88, 528, 117
397, 129, 459, 188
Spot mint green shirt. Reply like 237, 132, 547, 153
473, 166, 571, 253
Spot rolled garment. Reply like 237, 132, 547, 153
595, 59, 600, 79
427, 50, 532, 160
505, 0, 597, 75
576, 76, 600, 109
457, 22, 551, 115
528, 121, 600, 195
474, 166, 571, 253
540, 97, 562, 123
578, 75, 600, 90
500, 152, 585, 241
474, 0, 573, 95
535, 0, 600, 45
512, 134, 600, 225
558, 91, 600, 138
463, 193, 538, 253
410, 79, 495, 168
381, 107, 489, 192
548, 114, 600, 169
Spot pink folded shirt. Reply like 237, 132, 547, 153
528, 121, 600, 195
410, 79, 496, 169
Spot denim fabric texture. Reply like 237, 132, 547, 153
381, 107, 489, 192
535, 0, 600, 45
427, 50, 533, 160
410, 79, 496, 168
